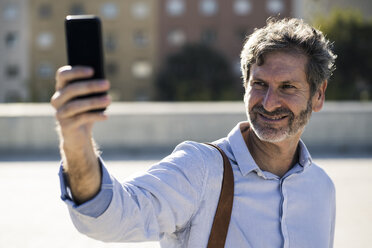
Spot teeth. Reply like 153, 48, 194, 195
261, 114, 284, 120
274, 116, 283, 120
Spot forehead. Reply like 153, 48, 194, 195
250, 51, 308, 83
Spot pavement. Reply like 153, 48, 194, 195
1, 155, 371, 248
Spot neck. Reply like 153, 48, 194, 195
241, 124, 300, 177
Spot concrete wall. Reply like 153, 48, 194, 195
0, 102, 371, 157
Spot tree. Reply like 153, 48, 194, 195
314, 9, 372, 101
156, 44, 243, 101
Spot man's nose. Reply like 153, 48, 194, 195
262, 88, 281, 112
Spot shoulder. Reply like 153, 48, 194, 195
136, 141, 224, 184
163, 141, 224, 173
307, 162, 336, 194
164, 141, 225, 182
154, 141, 225, 202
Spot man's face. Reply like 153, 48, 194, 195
245, 51, 315, 143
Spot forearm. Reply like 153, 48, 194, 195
51, 66, 110, 204
61, 137, 102, 204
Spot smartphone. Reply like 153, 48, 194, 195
65, 15, 106, 111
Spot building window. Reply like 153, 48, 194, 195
131, 2, 150, 19
266, 0, 284, 14
69, 3, 85, 15
37, 62, 54, 79
106, 61, 118, 76
5, 32, 18, 48
37, 32, 54, 49
132, 60, 152, 79
101, 3, 118, 19
5, 65, 20, 79
133, 31, 149, 48
201, 29, 217, 44
167, 29, 186, 46
166, 0, 185, 17
3, 3, 19, 21
233, 0, 252, 16
39, 4, 52, 19
105, 34, 117, 52
199, 0, 218, 16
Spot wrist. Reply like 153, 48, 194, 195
61, 141, 102, 204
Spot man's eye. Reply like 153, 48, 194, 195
253, 81, 266, 87
282, 84, 296, 89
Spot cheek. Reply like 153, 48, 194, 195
290, 88, 311, 105
244, 89, 261, 109
286, 95, 310, 114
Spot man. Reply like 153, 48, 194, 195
52, 18, 336, 247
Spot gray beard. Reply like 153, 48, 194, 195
247, 99, 313, 143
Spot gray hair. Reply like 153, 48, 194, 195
240, 17, 337, 96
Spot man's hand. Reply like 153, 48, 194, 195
51, 66, 111, 204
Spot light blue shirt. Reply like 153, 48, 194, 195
59, 122, 336, 247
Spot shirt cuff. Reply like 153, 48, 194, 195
58, 157, 114, 218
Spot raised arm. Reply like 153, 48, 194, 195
51, 66, 111, 204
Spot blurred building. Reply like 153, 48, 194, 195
1, 0, 295, 102
294, 0, 372, 22
5, 0, 372, 102
159, 0, 292, 77
29, 0, 157, 101
0, 0, 29, 102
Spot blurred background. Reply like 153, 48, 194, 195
1, 0, 371, 156
0, 0, 371, 102
0, 0, 371, 248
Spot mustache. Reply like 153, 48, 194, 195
251, 104, 293, 117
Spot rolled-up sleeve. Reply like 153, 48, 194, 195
58, 158, 114, 218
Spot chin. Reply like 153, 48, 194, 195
253, 128, 289, 143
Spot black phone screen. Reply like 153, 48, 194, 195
64, 15, 107, 111
65, 15, 105, 80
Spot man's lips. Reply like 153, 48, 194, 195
258, 113, 288, 122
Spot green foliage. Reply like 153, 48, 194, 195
314, 9, 372, 101
156, 44, 243, 101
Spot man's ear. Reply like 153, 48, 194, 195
312, 80, 328, 112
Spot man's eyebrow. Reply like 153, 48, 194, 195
280, 81, 293, 84
250, 77, 300, 84
249, 77, 266, 82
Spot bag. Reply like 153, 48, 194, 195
205, 143, 235, 248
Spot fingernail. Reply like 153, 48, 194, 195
99, 80, 108, 85
85, 68, 93, 74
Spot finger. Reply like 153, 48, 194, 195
56, 95, 111, 120
55, 66, 94, 90
51, 80, 110, 109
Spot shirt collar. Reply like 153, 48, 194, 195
227, 122, 313, 177
298, 139, 313, 168
227, 122, 260, 176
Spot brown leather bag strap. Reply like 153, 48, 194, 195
205, 143, 235, 248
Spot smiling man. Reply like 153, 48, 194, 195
53, 18, 337, 247
242, 50, 327, 177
